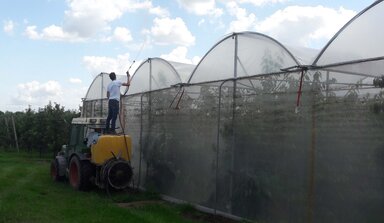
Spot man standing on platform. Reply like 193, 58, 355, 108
105, 72, 130, 134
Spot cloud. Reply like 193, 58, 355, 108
24, 0, 162, 42
3, 20, 15, 34
83, 53, 135, 76
160, 46, 200, 64
149, 6, 170, 17
63, 0, 153, 38
226, 1, 256, 32
24, 26, 40, 39
13, 80, 62, 104
177, 0, 223, 17
69, 78, 82, 84
254, 5, 356, 48
236, 0, 288, 6
113, 27, 133, 43
147, 17, 195, 46
198, 19, 205, 26
24, 25, 86, 42
10, 80, 89, 111
61, 86, 88, 110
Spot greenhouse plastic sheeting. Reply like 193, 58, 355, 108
313, 1, 384, 75
84, 73, 127, 100
188, 32, 300, 84
128, 58, 195, 95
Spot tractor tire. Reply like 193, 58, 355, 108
68, 156, 95, 191
50, 159, 64, 182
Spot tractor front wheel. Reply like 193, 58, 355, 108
69, 156, 94, 191
50, 159, 64, 182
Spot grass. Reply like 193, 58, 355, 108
0, 151, 211, 223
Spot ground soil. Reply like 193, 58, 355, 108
117, 200, 241, 223
180, 207, 241, 223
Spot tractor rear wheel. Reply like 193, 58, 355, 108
69, 156, 94, 191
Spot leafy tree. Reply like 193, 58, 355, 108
0, 102, 80, 156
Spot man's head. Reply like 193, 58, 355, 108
109, 72, 116, 80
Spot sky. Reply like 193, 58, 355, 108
0, 0, 376, 112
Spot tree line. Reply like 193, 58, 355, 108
0, 102, 80, 157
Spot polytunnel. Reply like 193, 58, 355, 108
128, 57, 195, 95
187, 31, 311, 84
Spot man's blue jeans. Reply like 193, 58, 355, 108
105, 99, 119, 132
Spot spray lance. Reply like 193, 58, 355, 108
123, 60, 135, 96
123, 40, 146, 96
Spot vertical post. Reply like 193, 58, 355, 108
325, 71, 330, 100
101, 73, 104, 116
149, 58, 152, 92
138, 93, 145, 189
228, 33, 239, 212
216, 79, 231, 215
147, 59, 152, 187
233, 33, 238, 79
11, 115, 19, 153
148, 59, 152, 124
307, 94, 317, 223
216, 81, 224, 215
295, 70, 305, 113
4, 117, 11, 148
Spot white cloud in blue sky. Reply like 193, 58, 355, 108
177, 0, 224, 17
0, 0, 376, 112
255, 5, 356, 47
69, 78, 82, 84
3, 20, 14, 35
146, 17, 196, 46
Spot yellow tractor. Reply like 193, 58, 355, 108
50, 117, 133, 191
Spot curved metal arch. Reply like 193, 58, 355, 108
186, 31, 301, 84
312, 0, 383, 66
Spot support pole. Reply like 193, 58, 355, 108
216, 79, 232, 215
11, 115, 19, 153
296, 69, 305, 113
4, 117, 11, 148
307, 94, 317, 223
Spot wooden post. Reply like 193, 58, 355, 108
11, 116, 19, 153
4, 117, 11, 149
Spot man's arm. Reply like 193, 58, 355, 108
122, 72, 131, 86
107, 91, 110, 98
